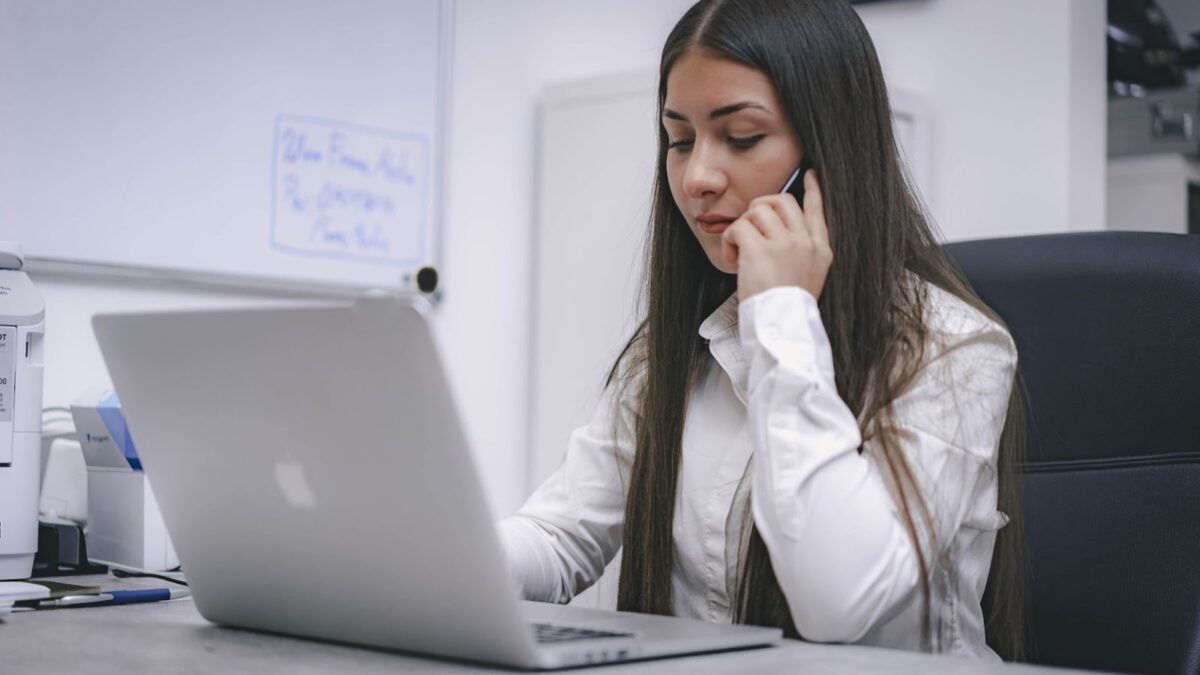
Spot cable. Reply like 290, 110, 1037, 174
109, 566, 189, 587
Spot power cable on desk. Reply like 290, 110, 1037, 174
110, 566, 189, 587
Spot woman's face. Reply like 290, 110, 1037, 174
662, 48, 804, 275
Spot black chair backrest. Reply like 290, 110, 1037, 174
945, 232, 1200, 674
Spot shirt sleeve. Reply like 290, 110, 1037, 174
495, 370, 640, 603
738, 285, 1016, 643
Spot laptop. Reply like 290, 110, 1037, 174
91, 294, 781, 669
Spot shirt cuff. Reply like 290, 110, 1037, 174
737, 286, 836, 386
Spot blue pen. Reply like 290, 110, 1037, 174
39, 588, 191, 608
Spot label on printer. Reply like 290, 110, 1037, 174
0, 326, 14, 423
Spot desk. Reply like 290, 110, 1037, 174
0, 574, 1085, 674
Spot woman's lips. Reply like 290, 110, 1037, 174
697, 215, 736, 235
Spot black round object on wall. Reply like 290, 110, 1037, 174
416, 266, 439, 293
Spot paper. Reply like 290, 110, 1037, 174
0, 581, 51, 603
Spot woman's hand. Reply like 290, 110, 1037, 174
719, 169, 832, 301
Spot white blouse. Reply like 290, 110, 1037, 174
497, 283, 1017, 659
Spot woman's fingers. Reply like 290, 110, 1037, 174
768, 190, 806, 234
725, 171, 832, 301
720, 219, 762, 268
741, 200, 789, 239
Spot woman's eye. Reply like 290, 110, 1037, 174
728, 134, 765, 149
667, 138, 694, 151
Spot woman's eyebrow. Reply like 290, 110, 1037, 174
662, 101, 770, 121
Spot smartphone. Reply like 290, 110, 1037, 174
781, 156, 815, 205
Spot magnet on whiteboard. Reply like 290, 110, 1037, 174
416, 266, 438, 293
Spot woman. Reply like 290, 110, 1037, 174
499, 0, 1025, 661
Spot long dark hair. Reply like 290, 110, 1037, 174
610, 0, 1027, 660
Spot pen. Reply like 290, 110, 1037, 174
38, 588, 191, 608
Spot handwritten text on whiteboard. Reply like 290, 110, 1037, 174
270, 116, 429, 266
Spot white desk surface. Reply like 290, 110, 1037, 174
0, 574, 1090, 674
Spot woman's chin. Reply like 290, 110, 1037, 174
706, 255, 738, 276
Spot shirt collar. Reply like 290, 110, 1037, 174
699, 293, 749, 406
698, 293, 739, 341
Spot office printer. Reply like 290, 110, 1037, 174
0, 242, 46, 580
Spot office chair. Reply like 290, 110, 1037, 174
945, 231, 1200, 674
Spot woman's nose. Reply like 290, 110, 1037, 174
681, 145, 726, 199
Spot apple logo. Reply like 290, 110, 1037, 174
274, 458, 317, 509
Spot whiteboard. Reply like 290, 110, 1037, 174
0, 0, 450, 293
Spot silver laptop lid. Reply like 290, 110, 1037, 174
93, 295, 540, 665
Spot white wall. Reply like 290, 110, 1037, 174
22, 0, 1107, 521
436, 0, 695, 514
857, 0, 1106, 239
